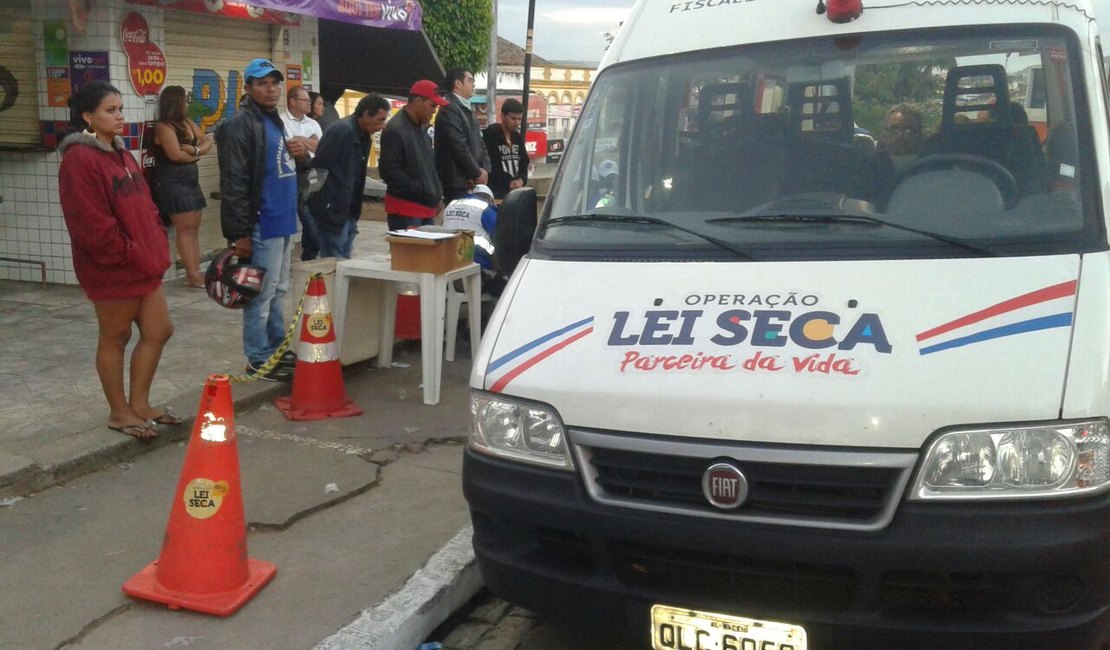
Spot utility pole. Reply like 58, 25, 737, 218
487, 0, 497, 122
520, 0, 536, 142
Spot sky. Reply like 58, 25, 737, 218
495, 0, 636, 63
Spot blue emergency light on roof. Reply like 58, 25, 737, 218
817, 0, 863, 23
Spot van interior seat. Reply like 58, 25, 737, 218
782, 137, 889, 204
919, 64, 1048, 197
677, 82, 786, 213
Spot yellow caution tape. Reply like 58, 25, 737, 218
229, 271, 333, 383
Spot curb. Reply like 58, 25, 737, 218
314, 526, 483, 650
0, 379, 287, 499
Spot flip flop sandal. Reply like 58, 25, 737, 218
146, 407, 184, 426
109, 423, 158, 439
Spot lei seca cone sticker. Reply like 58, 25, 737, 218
122, 375, 276, 616
274, 275, 364, 421
120, 12, 166, 98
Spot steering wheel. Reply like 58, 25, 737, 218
891, 154, 1017, 208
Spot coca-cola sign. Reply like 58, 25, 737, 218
120, 12, 166, 97
120, 26, 148, 44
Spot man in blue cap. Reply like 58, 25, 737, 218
216, 58, 307, 380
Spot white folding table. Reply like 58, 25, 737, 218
333, 257, 481, 405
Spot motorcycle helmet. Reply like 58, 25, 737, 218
204, 247, 266, 309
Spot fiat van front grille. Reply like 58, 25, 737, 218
571, 430, 917, 531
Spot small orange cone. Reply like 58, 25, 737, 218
122, 375, 276, 615
274, 275, 364, 421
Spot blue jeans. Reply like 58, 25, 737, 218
243, 224, 292, 365
298, 203, 320, 261
317, 219, 354, 259
345, 219, 359, 257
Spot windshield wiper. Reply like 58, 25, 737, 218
708, 213, 998, 257
544, 213, 755, 259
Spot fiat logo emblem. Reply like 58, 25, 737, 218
702, 462, 749, 510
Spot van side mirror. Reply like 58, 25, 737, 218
494, 187, 538, 277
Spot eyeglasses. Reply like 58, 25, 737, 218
885, 125, 920, 135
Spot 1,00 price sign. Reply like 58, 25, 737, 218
120, 12, 167, 98
131, 66, 165, 88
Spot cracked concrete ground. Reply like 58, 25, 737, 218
1, 332, 478, 649
1, 434, 467, 649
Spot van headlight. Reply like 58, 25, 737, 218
911, 421, 1110, 500
469, 392, 574, 471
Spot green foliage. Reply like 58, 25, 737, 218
421, 0, 494, 74
853, 59, 953, 135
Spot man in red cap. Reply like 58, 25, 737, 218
379, 80, 448, 231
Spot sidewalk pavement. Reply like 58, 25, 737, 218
1, 217, 390, 498
0, 160, 560, 499
0, 169, 561, 647
1, 215, 496, 648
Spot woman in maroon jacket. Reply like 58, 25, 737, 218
58, 81, 180, 439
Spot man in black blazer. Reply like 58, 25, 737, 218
434, 68, 491, 203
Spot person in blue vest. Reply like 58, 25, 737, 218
442, 184, 504, 296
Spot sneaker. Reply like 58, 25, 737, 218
245, 360, 293, 382
277, 350, 298, 369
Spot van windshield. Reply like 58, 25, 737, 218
541, 26, 1103, 260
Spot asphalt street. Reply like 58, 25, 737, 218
1, 345, 476, 650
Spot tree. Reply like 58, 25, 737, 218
421, 0, 494, 74
853, 59, 953, 135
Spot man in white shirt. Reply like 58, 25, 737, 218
280, 85, 323, 260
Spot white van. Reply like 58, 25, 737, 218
462, 0, 1110, 648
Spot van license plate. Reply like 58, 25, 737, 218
651, 604, 807, 650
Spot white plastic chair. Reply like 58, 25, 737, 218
445, 279, 485, 361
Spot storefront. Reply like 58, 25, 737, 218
0, 0, 425, 285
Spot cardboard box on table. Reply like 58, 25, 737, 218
386, 231, 475, 273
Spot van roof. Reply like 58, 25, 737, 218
601, 0, 1096, 70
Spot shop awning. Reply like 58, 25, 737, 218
126, 0, 423, 30
317, 18, 444, 102
245, 0, 423, 30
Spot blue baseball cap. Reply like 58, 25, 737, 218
244, 58, 283, 82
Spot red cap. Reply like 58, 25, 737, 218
410, 80, 449, 107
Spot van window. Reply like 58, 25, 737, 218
541, 26, 1102, 260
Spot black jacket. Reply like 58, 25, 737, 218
434, 95, 490, 193
483, 123, 530, 199
380, 109, 442, 209
215, 99, 285, 242
308, 116, 370, 232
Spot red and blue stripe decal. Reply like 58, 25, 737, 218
916, 280, 1076, 356
487, 317, 595, 393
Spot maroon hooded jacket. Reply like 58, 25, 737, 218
58, 132, 171, 301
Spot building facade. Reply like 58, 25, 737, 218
0, 0, 321, 285
1, 0, 429, 287
475, 37, 594, 144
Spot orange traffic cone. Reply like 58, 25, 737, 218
274, 275, 363, 421
122, 375, 276, 616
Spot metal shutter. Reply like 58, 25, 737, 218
0, 0, 41, 147
163, 11, 272, 256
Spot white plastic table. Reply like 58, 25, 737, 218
333, 257, 481, 405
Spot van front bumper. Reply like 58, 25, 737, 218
463, 448, 1110, 650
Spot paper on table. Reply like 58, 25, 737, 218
387, 229, 456, 240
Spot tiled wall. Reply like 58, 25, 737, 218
0, 150, 70, 284
0, 0, 318, 286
